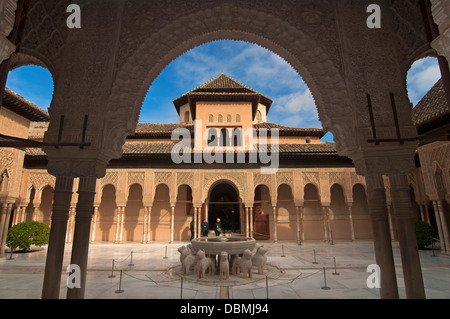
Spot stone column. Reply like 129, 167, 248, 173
114, 206, 124, 244
296, 206, 303, 244
147, 205, 152, 242
386, 203, 395, 240
365, 174, 399, 299
142, 206, 148, 243
170, 205, 175, 243
419, 205, 426, 223
196, 207, 201, 238
66, 207, 76, 244
67, 176, 97, 299
0, 202, 13, 257
432, 201, 445, 251
347, 203, 355, 241
245, 207, 250, 237
249, 207, 254, 238
433, 200, 449, 253
322, 206, 329, 242
42, 175, 74, 299
90, 206, 98, 244
118, 206, 125, 244
389, 174, 426, 299
272, 206, 278, 243
424, 204, 431, 225
436, 200, 450, 253
32, 202, 40, 222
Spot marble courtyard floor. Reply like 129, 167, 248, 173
0, 240, 449, 299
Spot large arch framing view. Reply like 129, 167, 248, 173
0, 0, 450, 301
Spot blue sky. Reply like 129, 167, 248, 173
6, 40, 442, 142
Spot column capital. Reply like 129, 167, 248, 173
46, 155, 109, 179
350, 147, 416, 177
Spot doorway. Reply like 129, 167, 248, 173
207, 182, 241, 234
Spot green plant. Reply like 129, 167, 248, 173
6, 221, 50, 252
414, 220, 438, 250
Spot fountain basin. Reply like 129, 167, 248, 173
191, 237, 256, 256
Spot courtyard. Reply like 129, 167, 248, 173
0, 240, 449, 299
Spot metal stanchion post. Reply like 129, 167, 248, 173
332, 257, 339, 275
108, 259, 116, 278
321, 267, 330, 290
7, 241, 14, 260
281, 245, 286, 257
312, 249, 318, 264
128, 251, 134, 266
163, 246, 168, 259
330, 230, 334, 245
115, 270, 124, 293
266, 276, 269, 299
180, 276, 183, 299
431, 237, 437, 257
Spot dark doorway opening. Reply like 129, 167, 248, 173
207, 182, 241, 234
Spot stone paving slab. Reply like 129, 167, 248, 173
0, 240, 449, 299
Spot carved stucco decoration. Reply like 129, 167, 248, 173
202, 173, 245, 203
431, 0, 450, 66
0, 0, 17, 63
19, 0, 69, 74
104, 1, 355, 163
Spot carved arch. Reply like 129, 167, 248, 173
103, 5, 354, 159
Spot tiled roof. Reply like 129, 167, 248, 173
134, 123, 194, 136
412, 79, 449, 127
173, 73, 273, 113
130, 122, 324, 138
2, 88, 50, 122
25, 142, 338, 157
253, 122, 325, 137
195, 73, 258, 92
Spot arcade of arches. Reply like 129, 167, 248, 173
0, 0, 450, 300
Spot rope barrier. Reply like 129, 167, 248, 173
104, 243, 369, 296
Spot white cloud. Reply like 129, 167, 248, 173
407, 57, 441, 106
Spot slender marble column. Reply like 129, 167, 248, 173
322, 206, 329, 242
245, 207, 250, 237
67, 176, 97, 299
42, 175, 74, 299
142, 206, 148, 243
170, 205, 175, 243
296, 206, 302, 244
389, 173, 425, 299
149, 206, 153, 243
0, 203, 12, 257
436, 200, 450, 253
249, 207, 254, 238
365, 174, 399, 299
272, 206, 278, 243
118, 207, 125, 244
348, 203, 355, 241
90, 206, 98, 244
196, 207, 201, 238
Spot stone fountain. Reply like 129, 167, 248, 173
178, 236, 272, 282
190, 236, 256, 256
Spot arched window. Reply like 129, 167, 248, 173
184, 111, 190, 123
207, 128, 218, 146
220, 128, 229, 146
305, 137, 311, 144
218, 114, 223, 123
231, 128, 243, 147
255, 110, 262, 122
227, 114, 232, 123
209, 114, 214, 123
236, 114, 241, 123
